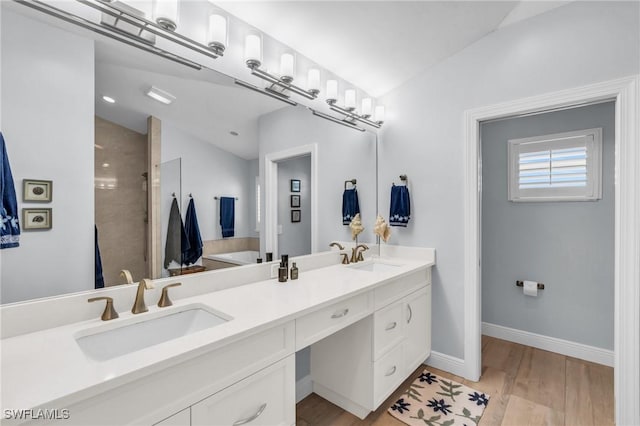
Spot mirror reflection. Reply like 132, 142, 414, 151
0, 4, 377, 305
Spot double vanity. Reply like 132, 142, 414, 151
1, 246, 434, 425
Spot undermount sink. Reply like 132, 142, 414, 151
75, 305, 231, 361
348, 260, 402, 273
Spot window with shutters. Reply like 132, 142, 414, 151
507, 128, 602, 202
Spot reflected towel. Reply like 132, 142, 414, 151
389, 185, 410, 227
182, 198, 203, 265
220, 197, 235, 238
342, 188, 360, 225
0, 132, 20, 249
95, 225, 104, 289
164, 197, 190, 268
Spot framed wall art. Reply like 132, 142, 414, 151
291, 209, 301, 223
290, 179, 300, 192
23, 179, 52, 202
22, 208, 52, 230
290, 195, 300, 208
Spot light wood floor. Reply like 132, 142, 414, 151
296, 336, 614, 426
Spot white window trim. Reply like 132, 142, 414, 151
507, 128, 603, 202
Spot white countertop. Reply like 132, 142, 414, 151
1, 256, 433, 411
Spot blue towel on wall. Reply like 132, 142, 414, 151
342, 188, 360, 225
390, 185, 411, 227
95, 225, 104, 289
220, 197, 235, 238
0, 132, 20, 249
164, 197, 190, 269
182, 198, 203, 265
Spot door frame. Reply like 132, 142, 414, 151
463, 75, 639, 424
264, 143, 318, 257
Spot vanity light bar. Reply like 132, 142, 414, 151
77, 0, 222, 60
249, 66, 317, 100
234, 80, 298, 107
16, 0, 202, 70
327, 101, 382, 129
310, 109, 365, 132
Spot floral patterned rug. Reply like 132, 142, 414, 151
388, 370, 490, 426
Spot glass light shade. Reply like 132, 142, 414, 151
345, 89, 356, 110
244, 34, 262, 66
153, 0, 179, 31
280, 53, 295, 81
307, 69, 320, 92
375, 105, 385, 122
207, 14, 227, 52
361, 98, 373, 116
326, 80, 338, 101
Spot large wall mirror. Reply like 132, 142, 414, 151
0, 2, 377, 305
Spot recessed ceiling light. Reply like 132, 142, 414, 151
146, 86, 176, 105
102, 95, 116, 104
230, 131, 239, 136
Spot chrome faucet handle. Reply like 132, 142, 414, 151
88, 296, 119, 321
132, 278, 155, 314
340, 253, 350, 264
158, 282, 182, 308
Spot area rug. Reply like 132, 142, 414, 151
388, 370, 490, 426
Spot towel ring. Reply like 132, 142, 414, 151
344, 179, 357, 190
394, 175, 408, 186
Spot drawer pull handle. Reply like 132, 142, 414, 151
331, 308, 349, 319
233, 403, 267, 425
385, 365, 397, 377
407, 304, 413, 324
385, 321, 397, 331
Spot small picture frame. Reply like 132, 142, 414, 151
23, 179, 52, 202
22, 208, 52, 230
290, 195, 301, 208
290, 179, 301, 192
291, 209, 301, 223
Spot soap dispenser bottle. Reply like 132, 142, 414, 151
278, 260, 288, 282
290, 262, 299, 280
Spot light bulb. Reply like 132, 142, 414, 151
361, 98, 372, 117
207, 14, 227, 55
375, 105, 385, 123
345, 89, 356, 111
245, 34, 262, 68
153, 0, 179, 31
326, 80, 338, 103
280, 53, 294, 83
308, 69, 320, 94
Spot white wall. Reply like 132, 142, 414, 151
277, 155, 312, 257
161, 122, 254, 247
258, 106, 377, 255
378, 1, 640, 359
1, 10, 95, 304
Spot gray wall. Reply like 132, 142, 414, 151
480, 102, 614, 350
278, 156, 312, 257
378, 1, 638, 359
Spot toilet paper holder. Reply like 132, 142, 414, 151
516, 280, 545, 290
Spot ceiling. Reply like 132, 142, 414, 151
216, 1, 572, 97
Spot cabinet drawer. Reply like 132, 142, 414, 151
372, 301, 404, 361
191, 355, 295, 426
296, 293, 372, 350
373, 344, 405, 409
374, 268, 430, 310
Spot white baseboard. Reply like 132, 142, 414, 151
424, 351, 467, 377
296, 375, 313, 403
482, 322, 613, 367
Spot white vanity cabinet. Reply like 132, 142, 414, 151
310, 267, 432, 419
154, 409, 190, 425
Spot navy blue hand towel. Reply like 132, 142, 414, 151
95, 225, 104, 289
220, 197, 235, 238
390, 185, 411, 227
342, 188, 360, 225
164, 197, 190, 269
182, 198, 203, 265
0, 132, 20, 249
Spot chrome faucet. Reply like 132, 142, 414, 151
351, 244, 369, 263
132, 278, 155, 314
